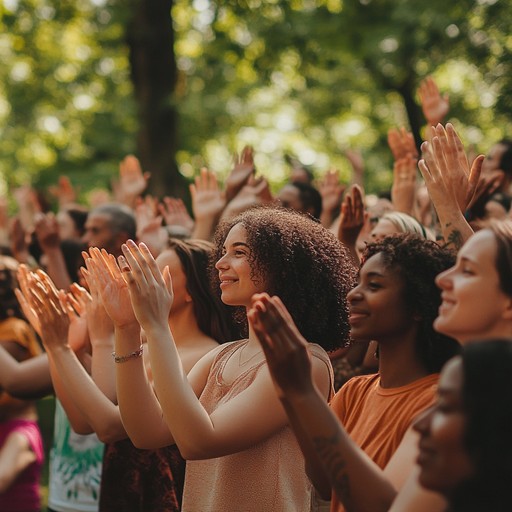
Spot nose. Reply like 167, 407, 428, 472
412, 406, 434, 435
347, 283, 362, 302
435, 266, 454, 290
215, 253, 229, 270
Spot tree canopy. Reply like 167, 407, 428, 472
1, 0, 511, 202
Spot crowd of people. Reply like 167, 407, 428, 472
0, 74, 511, 512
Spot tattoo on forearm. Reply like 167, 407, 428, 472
443, 224, 463, 251
313, 434, 353, 508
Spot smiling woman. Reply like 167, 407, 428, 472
105, 206, 356, 512
413, 339, 512, 512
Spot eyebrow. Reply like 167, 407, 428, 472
222, 242, 250, 250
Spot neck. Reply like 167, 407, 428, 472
168, 305, 207, 346
377, 328, 430, 388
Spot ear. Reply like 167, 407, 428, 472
501, 297, 512, 320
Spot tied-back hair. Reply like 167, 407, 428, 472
450, 339, 512, 512
210, 206, 356, 351
486, 220, 512, 297
362, 233, 459, 373
167, 238, 239, 344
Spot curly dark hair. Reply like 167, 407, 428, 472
449, 339, 512, 512
167, 238, 240, 343
361, 233, 460, 373
210, 206, 356, 350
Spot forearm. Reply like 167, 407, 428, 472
47, 345, 126, 442
146, 324, 222, 458
191, 217, 217, 241
43, 248, 72, 290
47, 350, 93, 435
436, 210, 473, 251
280, 397, 332, 499
286, 390, 396, 512
114, 324, 173, 448
91, 339, 117, 404
0, 351, 53, 398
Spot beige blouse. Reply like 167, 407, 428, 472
182, 340, 333, 512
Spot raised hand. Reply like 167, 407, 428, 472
79, 270, 114, 348
419, 123, 484, 213
158, 197, 194, 234
418, 123, 484, 249
15, 265, 42, 336
391, 154, 417, 215
225, 146, 255, 202
319, 169, 345, 227
248, 293, 315, 399
28, 274, 70, 350
387, 127, 418, 161
222, 175, 273, 220
344, 149, 365, 186
49, 176, 78, 209
418, 76, 450, 125
190, 167, 226, 221
114, 155, 150, 207
118, 240, 173, 331
34, 212, 61, 253
83, 247, 138, 329
134, 195, 166, 257
337, 185, 365, 246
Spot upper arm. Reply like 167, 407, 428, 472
184, 350, 332, 460
388, 466, 447, 512
0, 431, 37, 493
385, 426, 448, 512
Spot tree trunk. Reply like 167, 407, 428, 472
126, 0, 188, 198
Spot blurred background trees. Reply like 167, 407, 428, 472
1, 0, 511, 200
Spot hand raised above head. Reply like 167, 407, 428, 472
119, 240, 174, 332
83, 247, 138, 329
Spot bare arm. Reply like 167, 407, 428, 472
248, 293, 397, 512
119, 241, 306, 459
0, 348, 52, 398
418, 123, 483, 250
0, 431, 37, 493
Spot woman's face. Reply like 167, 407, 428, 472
414, 357, 475, 495
434, 230, 512, 344
156, 249, 190, 314
370, 218, 399, 242
347, 253, 415, 342
215, 223, 266, 308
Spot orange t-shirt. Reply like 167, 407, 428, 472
329, 372, 438, 512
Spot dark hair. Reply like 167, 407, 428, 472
486, 221, 512, 297
362, 234, 460, 373
91, 203, 136, 239
210, 206, 356, 350
64, 207, 89, 237
0, 256, 23, 320
498, 139, 512, 177
61, 239, 87, 283
449, 339, 512, 512
167, 238, 239, 343
289, 182, 323, 220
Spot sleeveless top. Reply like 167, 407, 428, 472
182, 340, 333, 512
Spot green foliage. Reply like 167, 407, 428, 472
1, 0, 512, 199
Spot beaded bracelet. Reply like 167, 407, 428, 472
112, 345, 143, 364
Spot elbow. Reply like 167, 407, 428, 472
70, 423, 94, 436
129, 435, 167, 450
94, 417, 128, 444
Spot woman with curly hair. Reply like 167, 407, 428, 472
249, 220, 512, 512
93, 206, 355, 512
